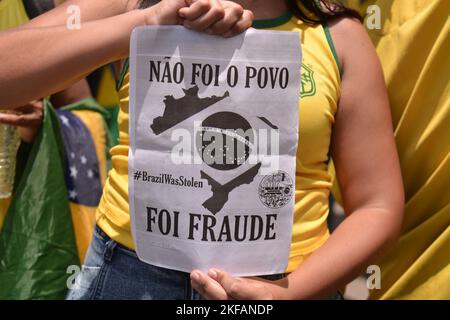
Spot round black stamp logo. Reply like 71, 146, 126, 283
258, 171, 294, 209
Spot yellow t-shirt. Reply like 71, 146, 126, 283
0, 0, 28, 31
368, 0, 450, 300
97, 15, 341, 273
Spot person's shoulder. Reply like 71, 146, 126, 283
328, 15, 364, 31
328, 15, 369, 48
327, 16, 378, 76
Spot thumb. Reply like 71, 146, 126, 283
210, 269, 273, 300
209, 269, 244, 298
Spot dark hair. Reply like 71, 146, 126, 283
285, 0, 362, 24
137, 0, 361, 24
138, 0, 159, 9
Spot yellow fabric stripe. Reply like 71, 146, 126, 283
0, 0, 29, 31
0, 198, 11, 232
367, 0, 450, 299
96, 68, 120, 108
69, 202, 96, 263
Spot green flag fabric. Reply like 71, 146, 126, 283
0, 101, 79, 299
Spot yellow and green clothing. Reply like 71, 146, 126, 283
0, 0, 28, 30
368, 0, 450, 300
97, 14, 341, 273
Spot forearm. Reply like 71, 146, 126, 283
0, 10, 147, 108
24, 0, 134, 28
277, 207, 401, 299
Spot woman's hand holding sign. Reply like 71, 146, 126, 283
180, 0, 254, 37
148, 0, 254, 37
190, 269, 289, 300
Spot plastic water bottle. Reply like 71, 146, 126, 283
0, 119, 20, 199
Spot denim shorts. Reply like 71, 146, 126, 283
66, 225, 343, 300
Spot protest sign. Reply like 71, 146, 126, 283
129, 26, 301, 276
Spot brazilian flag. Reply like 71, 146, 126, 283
0, 101, 79, 299
0, 99, 109, 299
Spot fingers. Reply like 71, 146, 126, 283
0, 113, 28, 126
209, 269, 246, 299
179, 0, 219, 21
204, 3, 242, 35
190, 270, 229, 300
0, 101, 43, 143
14, 100, 43, 115
227, 9, 253, 37
209, 8, 253, 37
183, 4, 225, 32
209, 269, 274, 300
179, 0, 253, 37
0, 111, 40, 126
0, 101, 43, 127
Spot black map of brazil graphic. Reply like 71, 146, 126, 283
149, 85, 262, 215
150, 85, 229, 135
201, 162, 262, 215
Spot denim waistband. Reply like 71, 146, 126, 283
94, 224, 288, 279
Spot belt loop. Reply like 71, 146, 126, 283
103, 239, 117, 263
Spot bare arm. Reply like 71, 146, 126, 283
26, 0, 142, 79
22, 0, 137, 28
0, 0, 112, 140
0, 0, 252, 108
273, 17, 404, 299
190, 18, 405, 300
0, 8, 146, 107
